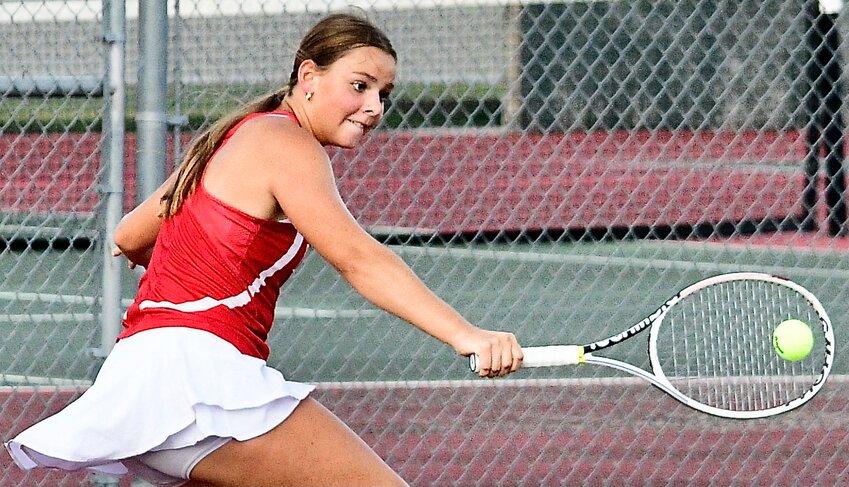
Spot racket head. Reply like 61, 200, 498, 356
648, 272, 834, 419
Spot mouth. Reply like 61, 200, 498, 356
347, 119, 371, 133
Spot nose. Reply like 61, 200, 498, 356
363, 91, 384, 118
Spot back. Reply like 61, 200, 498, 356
119, 112, 310, 360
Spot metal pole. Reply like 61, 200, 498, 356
502, 4, 522, 130
804, 0, 847, 235
819, 4, 847, 236
136, 0, 169, 201
93, 1, 126, 484
804, 0, 823, 232
99, 0, 126, 358
172, 0, 187, 164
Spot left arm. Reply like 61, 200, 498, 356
113, 172, 177, 268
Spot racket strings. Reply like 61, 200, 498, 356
654, 280, 827, 412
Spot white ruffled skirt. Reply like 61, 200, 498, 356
4, 327, 314, 484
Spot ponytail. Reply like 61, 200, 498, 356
162, 13, 396, 218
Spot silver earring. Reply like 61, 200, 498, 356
305, 92, 313, 101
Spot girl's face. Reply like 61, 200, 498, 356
308, 46, 396, 148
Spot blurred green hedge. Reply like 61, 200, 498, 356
1, 82, 506, 133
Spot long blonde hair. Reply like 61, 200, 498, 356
160, 13, 396, 218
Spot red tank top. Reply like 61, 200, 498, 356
119, 111, 308, 360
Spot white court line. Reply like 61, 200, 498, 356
0, 291, 96, 305
276, 307, 379, 319
3, 374, 846, 393
392, 245, 849, 280
0, 377, 639, 393
0, 292, 379, 319
314, 374, 849, 390
0, 374, 91, 388
0, 313, 95, 323
0, 310, 384, 323
314, 376, 652, 390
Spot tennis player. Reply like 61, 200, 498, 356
5, 12, 523, 487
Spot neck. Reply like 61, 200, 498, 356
278, 95, 313, 137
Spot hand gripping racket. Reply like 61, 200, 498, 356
470, 272, 834, 419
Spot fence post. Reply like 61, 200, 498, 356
804, 0, 847, 235
136, 0, 170, 201
94, 3, 126, 484
98, 0, 127, 356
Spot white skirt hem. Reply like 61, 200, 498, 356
4, 327, 314, 483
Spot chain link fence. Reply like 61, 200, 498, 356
1, 1, 112, 485
2, 1, 849, 485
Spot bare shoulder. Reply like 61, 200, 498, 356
227, 114, 327, 167
203, 113, 331, 220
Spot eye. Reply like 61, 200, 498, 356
352, 81, 367, 93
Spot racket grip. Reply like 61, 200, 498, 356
469, 345, 584, 372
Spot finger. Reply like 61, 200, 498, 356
476, 349, 492, 377
111, 247, 122, 257
506, 334, 521, 375
490, 341, 507, 378
498, 344, 506, 377
492, 342, 507, 378
481, 343, 493, 377
511, 341, 524, 372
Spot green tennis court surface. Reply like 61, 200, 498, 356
2, 236, 846, 386
3, 237, 848, 486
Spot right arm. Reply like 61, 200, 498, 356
255, 123, 522, 377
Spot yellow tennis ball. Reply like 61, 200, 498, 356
773, 319, 814, 361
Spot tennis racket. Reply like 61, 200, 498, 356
470, 272, 834, 419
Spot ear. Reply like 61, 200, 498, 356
297, 59, 320, 94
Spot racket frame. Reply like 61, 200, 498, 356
645, 272, 834, 418
469, 272, 835, 419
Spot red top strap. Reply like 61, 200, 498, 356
224, 110, 300, 140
